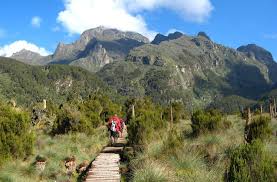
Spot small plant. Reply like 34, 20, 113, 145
35, 155, 47, 162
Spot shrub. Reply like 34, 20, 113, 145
52, 105, 92, 134
245, 115, 272, 143
0, 103, 34, 166
226, 140, 276, 182
164, 102, 186, 123
191, 109, 230, 136
128, 98, 166, 147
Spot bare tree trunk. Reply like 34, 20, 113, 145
132, 104, 135, 119
246, 107, 251, 126
170, 105, 173, 128
273, 98, 276, 117
43, 99, 47, 110
260, 104, 263, 114
270, 103, 273, 119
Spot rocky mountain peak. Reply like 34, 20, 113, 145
237, 44, 274, 63
11, 49, 43, 60
197, 32, 211, 40
151, 31, 184, 45
80, 26, 149, 43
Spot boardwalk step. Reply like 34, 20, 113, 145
85, 128, 128, 182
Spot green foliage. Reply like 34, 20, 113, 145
164, 102, 186, 123
191, 109, 231, 136
208, 95, 256, 114
128, 98, 166, 146
52, 93, 122, 135
0, 103, 34, 166
226, 140, 276, 182
0, 57, 115, 107
52, 104, 92, 134
245, 115, 272, 143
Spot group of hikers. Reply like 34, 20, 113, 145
107, 114, 125, 144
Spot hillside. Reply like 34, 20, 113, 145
98, 32, 276, 109
0, 57, 114, 106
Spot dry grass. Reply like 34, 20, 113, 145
130, 115, 251, 182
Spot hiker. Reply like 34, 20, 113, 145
107, 114, 122, 144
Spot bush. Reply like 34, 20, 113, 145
191, 109, 230, 136
128, 98, 166, 147
164, 102, 186, 123
245, 115, 272, 143
226, 140, 276, 182
52, 105, 92, 134
0, 103, 34, 166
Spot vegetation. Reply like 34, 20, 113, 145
245, 115, 272, 143
0, 57, 116, 107
52, 93, 122, 135
127, 98, 166, 147
226, 140, 276, 182
0, 130, 108, 182
0, 102, 34, 166
191, 109, 231, 136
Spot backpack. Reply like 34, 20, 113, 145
110, 120, 116, 132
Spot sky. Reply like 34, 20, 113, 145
0, 0, 276, 60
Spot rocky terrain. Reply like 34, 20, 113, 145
11, 27, 149, 72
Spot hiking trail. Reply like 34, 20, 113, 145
85, 127, 128, 182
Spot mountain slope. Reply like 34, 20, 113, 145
98, 32, 275, 108
0, 57, 114, 106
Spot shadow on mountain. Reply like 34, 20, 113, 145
77, 38, 146, 60
194, 63, 270, 100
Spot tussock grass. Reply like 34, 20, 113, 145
130, 115, 249, 182
0, 126, 108, 181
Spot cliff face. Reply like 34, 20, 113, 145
50, 27, 149, 71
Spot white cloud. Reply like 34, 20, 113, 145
0, 40, 50, 57
31, 16, 42, 28
57, 0, 213, 39
125, 0, 214, 22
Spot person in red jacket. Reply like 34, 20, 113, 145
107, 114, 122, 144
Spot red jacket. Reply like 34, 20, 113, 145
108, 116, 122, 132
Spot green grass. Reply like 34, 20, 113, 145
129, 115, 256, 182
0, 126, 109, 182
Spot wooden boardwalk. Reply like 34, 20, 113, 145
85, 128, 127, 182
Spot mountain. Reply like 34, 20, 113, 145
10, 49, 52, 65
0, 57, 115, 106
151, 32, 183, 45
237, 44, 277, 83
11, 27, 149, 72
98, 32, 276, 109
237, 44, 274, 63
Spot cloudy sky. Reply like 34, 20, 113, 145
0, 0, 276, 59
